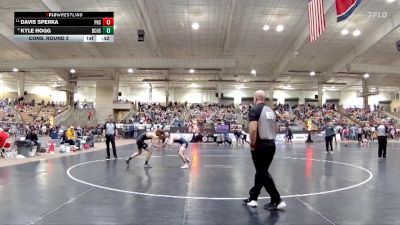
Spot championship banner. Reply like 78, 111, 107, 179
336, 0, 362, 22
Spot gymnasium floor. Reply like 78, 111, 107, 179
0, 141, 399, 225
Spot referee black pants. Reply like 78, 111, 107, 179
378, 136, 387, 158
105, 135, 117, 158
249, 141, 281, 204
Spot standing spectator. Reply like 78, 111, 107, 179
285, 124, 293, 144
357, 126, 363, 144
41, 125, 47, 136
377, 120, 388, 158
233, 129, 241, 145
243, 90, 286, 210
88, 111, 92, 121
371, 126, 377, 143
350, 125, 357, 140
323, 121, 335, 153
390, 127, 396, 140
240, 130, 250, 146
128, 126, 135, 139
334, 124, 343, 141
343, 126, 350, 146
103, 115, 118, 159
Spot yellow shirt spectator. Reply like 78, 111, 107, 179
66, 128, 76, 140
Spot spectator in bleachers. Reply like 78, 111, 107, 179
343, 107, 397, 128
0, 99, 16, 123
131, 102, 184, 125
274, 104, 303, 131
188, 103, 238, 128
293, 103, 350, 130
16, 100, 68, 125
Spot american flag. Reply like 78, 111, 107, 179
308, 0, 326, 43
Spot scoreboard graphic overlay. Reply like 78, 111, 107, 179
14, 12, 114, 42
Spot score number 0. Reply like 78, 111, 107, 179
103, 18, 114, 26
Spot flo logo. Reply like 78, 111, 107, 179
367, 11, 388, 18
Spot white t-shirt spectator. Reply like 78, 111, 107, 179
41, 126, 47, 134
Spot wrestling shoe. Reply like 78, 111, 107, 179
181, 164, 189, 169
243, 198, 257, 207
144, 164, 152, 168
264, 201, 286, 211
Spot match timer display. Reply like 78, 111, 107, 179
14, 12, 114, 42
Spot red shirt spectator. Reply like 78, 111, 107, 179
0, 129, 10, 148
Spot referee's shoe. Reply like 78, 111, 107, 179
263, 201, 286, 211
243, 198, 257, 207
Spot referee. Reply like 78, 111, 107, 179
103, 115, 118, 159
243, 90, 286, 211
377, 119, 388, 158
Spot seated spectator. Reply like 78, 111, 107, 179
26, 129, 41, 153
66, 126, 76, 146
86, 131, 95, 147
49, 127, 59, 140
0, 128, 10, 154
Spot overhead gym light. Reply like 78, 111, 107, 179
341, 29, 349, 36
190, 83, 199, 88
191, 22, 199, 30
353, 29, 361, 37
263, 25, 270, 31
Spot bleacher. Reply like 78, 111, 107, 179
17, 105, 40, 124
293, 104, 353, 130
0, 108, 16, 123
342, 107, 398, 127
